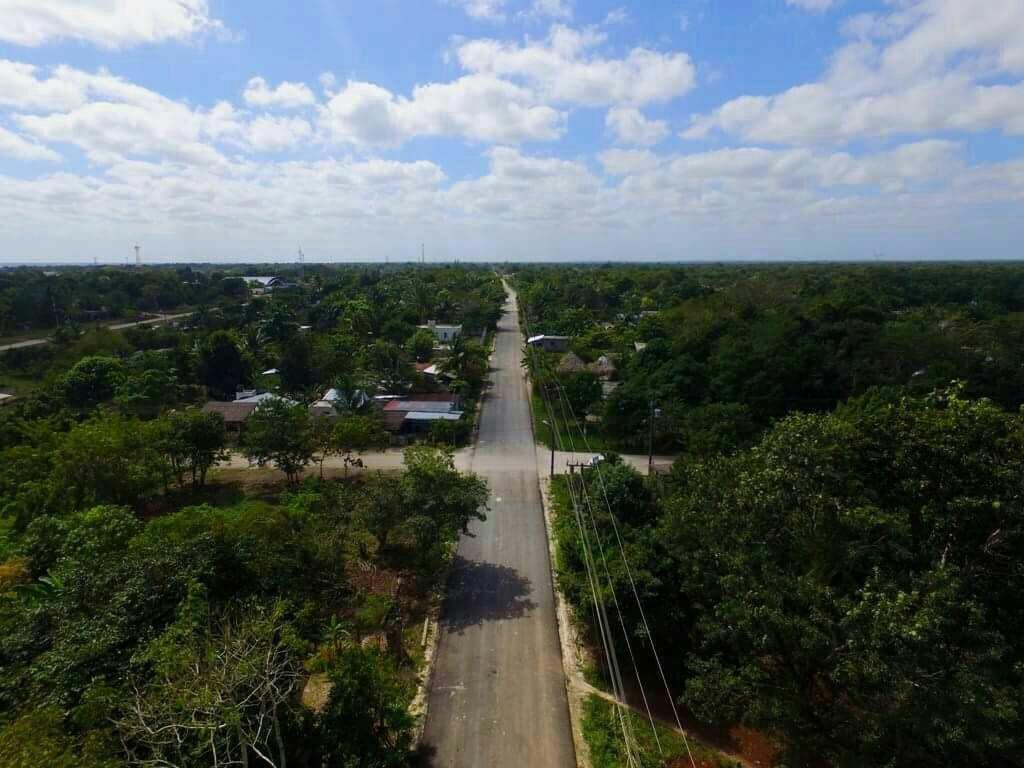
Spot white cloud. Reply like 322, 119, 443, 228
0, 60, 85, 112
786, 0, 836, 12
457, 25, 696, 106
598, 148, 659, 175
445, 146, 607, 223
525, 0, 573, 21
318, 75, 565, 146
445, 0, 508, 22
243, 77, 316, 109
604, 8, 628, 25
0, 0, 225, 48
606, 106, 669, 146
0, 124, 61, 162
685, 1, 1024, 144
246, 116, 313, 152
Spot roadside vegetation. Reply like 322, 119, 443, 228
0, 264, 500, 767
531, 261, 1024, 767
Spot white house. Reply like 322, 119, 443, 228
419, 321, 462, 344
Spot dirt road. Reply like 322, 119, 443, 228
0, 312, 193, 353
420, 285, 576, 766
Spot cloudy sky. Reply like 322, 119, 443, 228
0, 0, 1022, 264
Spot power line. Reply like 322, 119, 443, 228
521, 294, 700, 768
524, 306, 661, 755
520, 298, 644, 766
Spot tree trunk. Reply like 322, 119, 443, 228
272, 705, 288, 768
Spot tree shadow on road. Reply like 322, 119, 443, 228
439, 557, 537, 634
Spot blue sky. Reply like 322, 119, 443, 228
0, 0, 1022, 263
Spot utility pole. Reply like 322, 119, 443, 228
648, 399, 661, 475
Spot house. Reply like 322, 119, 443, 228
589, 355, 616, 379
381, 393, 463, 433
418, 321, 462, 344
415, 361, 454, 384
0, 392, 15, 408
527, 335, 570, 353
557, 352, 587, 375
309, 387, 371, 418
204, 390, 299, 434
634, 341, 648, 353
203, 401, 259, 434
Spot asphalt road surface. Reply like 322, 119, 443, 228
421, 285, 576, 767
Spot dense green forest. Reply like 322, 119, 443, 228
0, 265, 501, 766
522, 264, 1024, 767
516, 263, 1024, 453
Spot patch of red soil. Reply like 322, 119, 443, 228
728, 726, 781, 767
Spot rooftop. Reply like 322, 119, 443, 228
405, 411, 464, 422
383, 399, 458, 413
203, 401, 258, 423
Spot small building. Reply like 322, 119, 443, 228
557, 352, 587, 375
527, 335, 570, 353
416, 362, 455, 384
381, 395, 463, 433
242, 276, 282, 287
634, 341, 648, 353
309, 387, 371, 418
0, 392, 16, 408
418, 321, 462, 344
203, 401, 259, 434
589, 355, 616, 379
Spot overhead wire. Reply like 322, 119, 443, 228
521, 294, 701, 768
520, 297, 642, 767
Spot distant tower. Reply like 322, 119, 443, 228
421, 243, 425, 264
134, 244, 141, 267
297, 246, 305, 265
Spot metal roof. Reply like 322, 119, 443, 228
404, 411, 464, 421
384, 400, 457, 413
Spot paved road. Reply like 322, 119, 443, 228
421, 285, 576, 767
0, 312, 193, 353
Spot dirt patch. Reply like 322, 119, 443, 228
728, 727, 780, 767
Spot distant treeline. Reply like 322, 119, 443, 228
515, 263, 1024, 453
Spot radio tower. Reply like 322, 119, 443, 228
134, 244, 141, 267
421, 242, 425, 264
297, 246, 305, 265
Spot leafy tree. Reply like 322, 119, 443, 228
199, 331, 249, 399
48, 412, 168, 512
279, 334, 317, 395
658, 387, 1024, 766
333, 415, 388, 475
561, 371, 603, 416
120, 598, 303, 768
402, 446, 487, 555
59, 356, 124, 410
244, 398, 314, 484
409, 328, 436, 362
158, 409, 229, 490
0, 707, 119, 768
316, 648, 414, 767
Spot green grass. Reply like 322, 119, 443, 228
582, 695, 742, 768
530, 392, 612, 452
0, 515, 17, 562
0, 371, 43, 398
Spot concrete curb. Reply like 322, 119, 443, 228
409, 328, 492, 750
537, 469, 594, 768
524, 369, 593, 768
